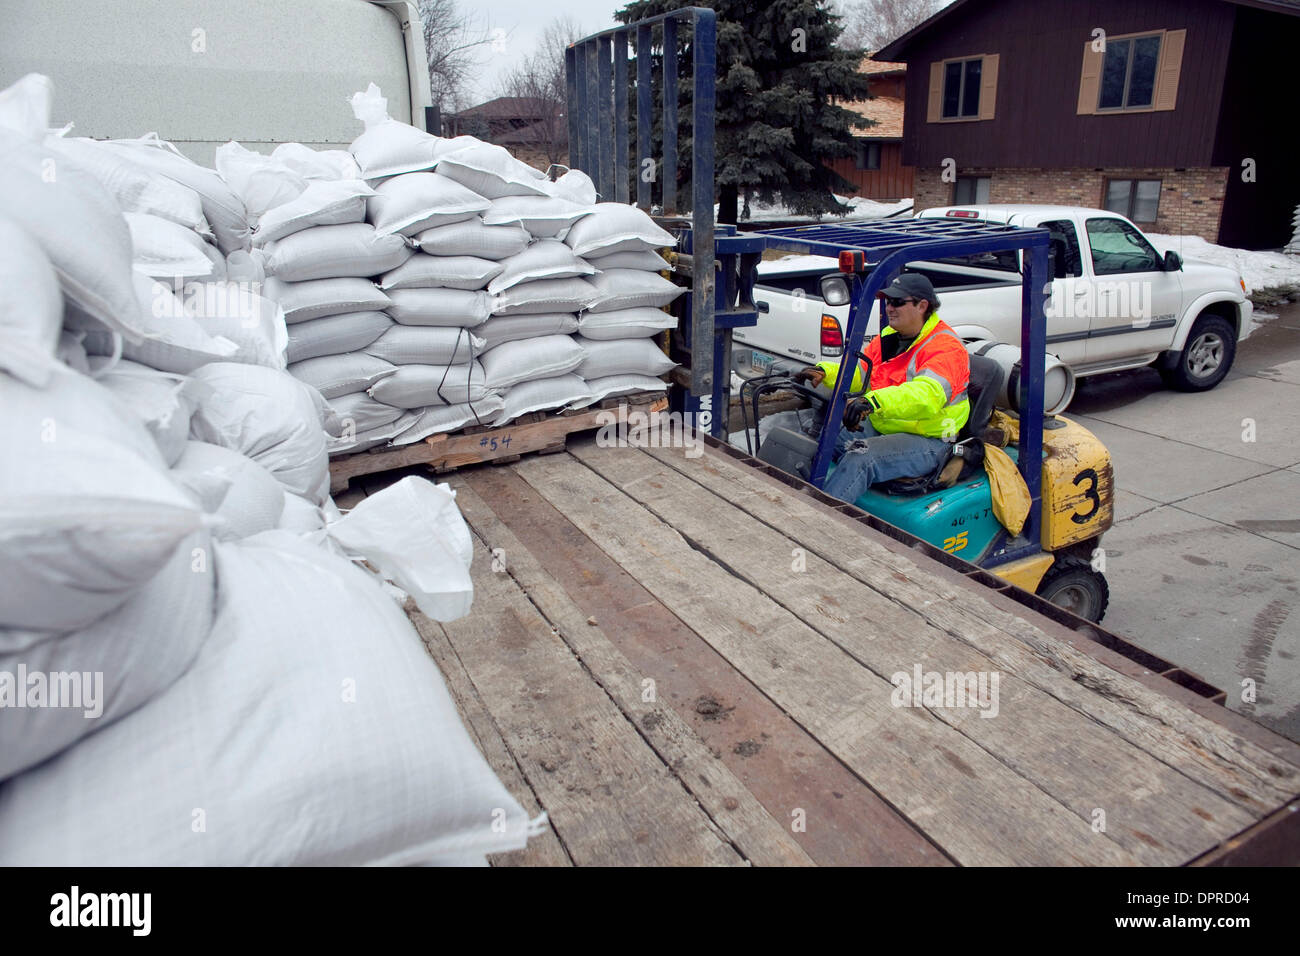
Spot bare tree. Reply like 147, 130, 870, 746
417, 0, 495, 116
835, 0, 946, 52
493, 17, 587, 167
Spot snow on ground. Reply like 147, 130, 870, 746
1146, 233, 1300, 297
733, 194, 913, 224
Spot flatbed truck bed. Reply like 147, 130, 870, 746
338, 436, 1300, 866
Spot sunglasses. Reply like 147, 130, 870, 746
883, 296, 919, 308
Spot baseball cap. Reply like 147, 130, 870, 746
877, 273, 940, 308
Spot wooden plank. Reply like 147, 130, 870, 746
448, 476, 815, 866
408, 602, 572, 867
642, 440, 1300, 815
327, 393, 667, 493
437, 526, 744, 866
571, 442, 1256, 864
512, 451, 1139, 865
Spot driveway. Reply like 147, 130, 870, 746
1069, 303, 1300, 743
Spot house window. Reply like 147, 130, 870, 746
928, 54, 999, 123
1098, 34, 1161, 110
953, 176, 991, 204
942, 59, 983, 118
855, 142, 881, 170
1104, 179, 1162, 223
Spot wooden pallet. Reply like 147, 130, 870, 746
328, 391, 668, 494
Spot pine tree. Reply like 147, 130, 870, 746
615, 0, 872, 223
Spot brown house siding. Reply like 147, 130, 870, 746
829, 144, 914, 201
900, 0, 1236, 170
913, 166, 1229, 241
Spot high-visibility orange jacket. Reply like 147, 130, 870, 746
815, 313, 970, 439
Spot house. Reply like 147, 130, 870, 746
875, 0, 1300, 248
445, 97, 567, 170
827, 58, 914, 202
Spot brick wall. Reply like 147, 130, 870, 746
912, 167, 1230, 241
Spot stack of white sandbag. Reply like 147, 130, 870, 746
0, 74, 532, 865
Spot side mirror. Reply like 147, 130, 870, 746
820, 275, 852, 307
1163, 250, 1183, 272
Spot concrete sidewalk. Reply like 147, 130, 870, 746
1069, 303, 1300, 743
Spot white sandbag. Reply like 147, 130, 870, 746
486, 239, 595, 295
366, 172, 490, 236
0, 132, 142, 340
0, 365, 204, 631
289, 352, 396, 399
480, 334, 586, 390
379, 253, 503, 292
365, 325, 485, 365
271, 142, 362, 181
0, 528, 215, 781
328, 410, 421, 455
368, 361, 492, 408
183, 280, 289, 369
491, 276, 599, 316
585, 268, 685, 312
262, 222, 412, 282
435, 141, 550, 199
415, 218, 529, 260
44, 135, 208, 231
574, 335, 677, 379
0, 531, 533, 865
98, 133, 251, 253
328, 390, 407, 433
574, 373, 669, 407
476, 312, 579, 350
578, 306, 677, 339
495, 374, 594, 426
564, 202, 677, 258
252, 179, 374, 245
0, 215, 62, 387
585, 248, 671, 272
386, 288, 492, 327
278, 492, 327, 535
171, 440, 285, 539
96, 360, 195, 465
83, 274, 241, 374
264, 276, 391, 323
483, 195, 592, 239
125, 212, 217, 281
348, 83, 443, 179
56, 330, 93, 375
189, 363, 331, 505
0, 72, 51, 139
328, 476, 474, 622
545, 167, 598, 205
214, 141, 308, 226
286, 310, 391, 364
393, 395, 506, 444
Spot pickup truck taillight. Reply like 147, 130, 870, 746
821, 314, 843, 356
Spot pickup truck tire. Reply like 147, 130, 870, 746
1159, 313, 1236, 392
1036, 554, 1109, 623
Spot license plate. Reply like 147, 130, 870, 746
751, 351, 774, 374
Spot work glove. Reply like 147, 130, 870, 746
842, 393, 880, 431
792, 367, 825, 388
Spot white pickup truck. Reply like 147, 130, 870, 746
734, 205, 1254, 394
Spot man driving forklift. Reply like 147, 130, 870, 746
792, 274, 971, 503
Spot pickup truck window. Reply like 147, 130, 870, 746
1041, 219, 1083, 279
755, 273, 825, 300
1085, 217, 1162, 276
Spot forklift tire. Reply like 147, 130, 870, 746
1036, 554, 1109, 623
1158, 314, 1235, 392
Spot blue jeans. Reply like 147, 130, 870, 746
822, 420, 952, 504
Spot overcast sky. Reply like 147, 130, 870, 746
467, 0, 622, 104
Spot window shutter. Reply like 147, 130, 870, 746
978, 54, 999, 120
1077, 41, 1102, 114
928, 61, 944, 122
1154, 29, 1185, 111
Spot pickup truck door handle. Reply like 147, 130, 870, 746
1074, 285, 1089, 297
756, 300, 770, 313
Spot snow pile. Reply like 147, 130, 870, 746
0, 74, 532, 865
735, 193, 912, 223
1147, 233, 1300, 298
